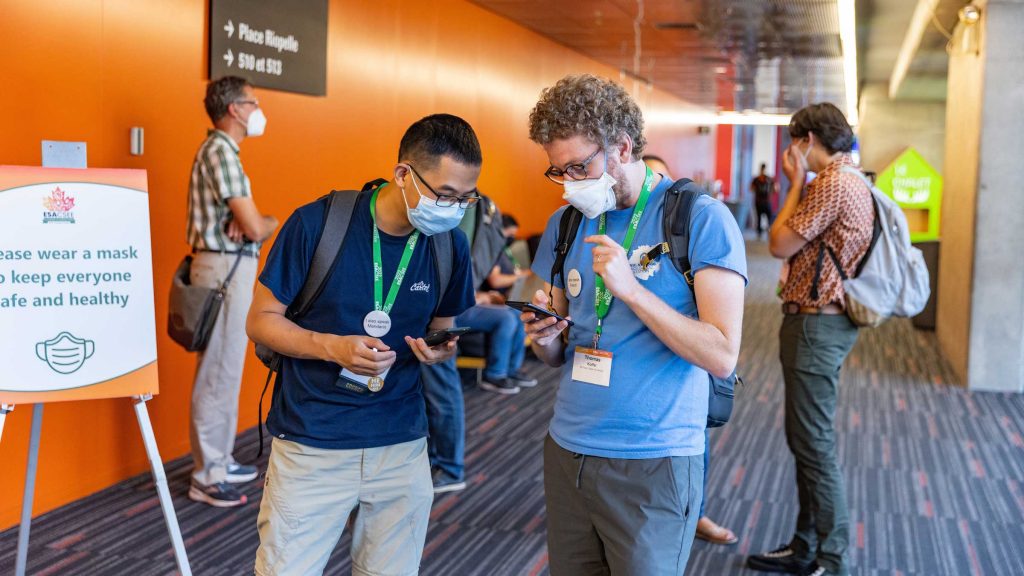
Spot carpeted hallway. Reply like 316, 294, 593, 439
2, 240, 1022, 575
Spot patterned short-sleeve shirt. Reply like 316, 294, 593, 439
780, 154, 874, 308
186, 129, 256, 253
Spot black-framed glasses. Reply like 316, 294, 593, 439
544, 147, 603, 184
234, 99, 260, 108
406, 164, 481, 208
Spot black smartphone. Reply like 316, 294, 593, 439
505, 300, 575, 327
423, 327, 473, 347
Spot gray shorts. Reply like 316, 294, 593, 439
543, 435, 703, 576
255, 437, 433, 576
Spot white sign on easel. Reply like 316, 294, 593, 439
0, 164, 191, 576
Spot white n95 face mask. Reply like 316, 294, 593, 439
245, 108, 267, 137
562, 172, 618, 219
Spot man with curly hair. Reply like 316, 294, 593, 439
523, 74, 747, 575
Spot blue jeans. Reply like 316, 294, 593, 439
421, 357, 464, 480
456, 304, 526, 380
700, 428, 710, 517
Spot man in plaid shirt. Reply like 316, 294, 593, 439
186, 76, 278, 507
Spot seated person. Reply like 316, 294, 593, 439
481, 214, 532, 298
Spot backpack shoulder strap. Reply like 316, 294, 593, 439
663, 178, 705, 292
551, 207, 584, 290
288, 189, 360, 319
430, 230, 454, 315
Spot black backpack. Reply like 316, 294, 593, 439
254, 179, 454, 456
551, 178, 742, 428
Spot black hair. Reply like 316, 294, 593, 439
398, 114, 482, 169
502, 214, 519, 228
204, 76, 251, 124
788, 103, 854, 154
760, 162, 767, 172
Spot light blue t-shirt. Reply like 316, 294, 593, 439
532, 177, 747, 459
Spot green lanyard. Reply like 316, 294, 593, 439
503, 246, 518, 268
370, 183, 420, 315
593, 166, 654, 348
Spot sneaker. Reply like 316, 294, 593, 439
508, 371, 538, 388
432, 469, 467, 494
798, 563, 828, 576
479, 376, 520, 395
225, 463, 258, 484
747, 544, 812, 573
188, 480, 248, 508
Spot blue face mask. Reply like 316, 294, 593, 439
402, 171, 466, 236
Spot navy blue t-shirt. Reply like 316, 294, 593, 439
259, 191, 474, 449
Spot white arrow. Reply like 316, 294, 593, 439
223, 49, 234, 67
224, 20, 234, 38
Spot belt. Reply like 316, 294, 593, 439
782, 302, 844, 316
192, 247, 258, 258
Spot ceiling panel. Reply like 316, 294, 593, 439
471, 0, 851, 114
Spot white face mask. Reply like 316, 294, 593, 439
244, 108, 267, 137
796, 138, 812, 170
562, 172, 618, 219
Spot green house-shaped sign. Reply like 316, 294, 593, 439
876, 148, 943, 242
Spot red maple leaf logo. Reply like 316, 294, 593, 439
43, 187, 76, 212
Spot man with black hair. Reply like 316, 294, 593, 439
247, 114, 477, 575
751, 162, 777, 239
748, 102, 873, 576
186, 75, 278, 507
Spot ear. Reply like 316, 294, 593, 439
612, 133, 633, 163
393, 163, 411, 188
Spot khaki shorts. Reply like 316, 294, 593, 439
255, 437, 433, 576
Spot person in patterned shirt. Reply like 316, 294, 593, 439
185, 76, 279, 508
748, 103, 873, 576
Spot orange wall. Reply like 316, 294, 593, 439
0, 0, 715, 530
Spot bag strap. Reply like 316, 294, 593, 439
663, 178, 703, 292
217, 248, 248, 294
430, 230, 453, 315
551, 207, 584, 293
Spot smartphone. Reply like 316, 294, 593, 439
423, 327, 473, 347
505, 300, 575, 327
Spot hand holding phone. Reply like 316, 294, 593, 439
423, 327, 473, 347
506, 300, 575, 327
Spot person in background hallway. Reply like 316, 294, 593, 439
422, 192, 511, 494
455, 201, 538, 396
247, 114, 477, 575
525, 74, 747, 575
481, 213, 532, 299
643, 153, 739, 547
747, 103, 873, 576
751, 162, 777, 239
186, 75, 279, 507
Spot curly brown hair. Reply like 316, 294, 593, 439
528, 74, 647, 160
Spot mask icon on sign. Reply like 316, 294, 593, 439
35, 332, 95, 374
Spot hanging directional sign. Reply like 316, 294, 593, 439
209, 0, 328, 96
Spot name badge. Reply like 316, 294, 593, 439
338, 367, 391, 393
571, 346, 613, 387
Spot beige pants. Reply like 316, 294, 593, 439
188, 251, 258, 486
255, 437, 434, 576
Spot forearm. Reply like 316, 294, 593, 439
247, 311, 329, 361
770, 181, 802, 236
487, 273, 518, 289
620, 286, 737, 378
531, 337, 567, 367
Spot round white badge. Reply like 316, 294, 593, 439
566, 268, 583, 298
363, 310, 392, 338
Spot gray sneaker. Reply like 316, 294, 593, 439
479, 376, 520, 395
508, 371, 538, 388
225, 463, 258, 484
188, 481, 248, 508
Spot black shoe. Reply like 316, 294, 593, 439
479, 376, 520, 395
188, 480, 248, 508
747, 544, 812, 573
432, 468, 467, 494
798, 563, 829, 576
225, 463, 258, 484
508, 371, 538, 388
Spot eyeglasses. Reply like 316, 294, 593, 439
234, 99, 260, 108
544, 147, 603, 185
406, 164, 481, 208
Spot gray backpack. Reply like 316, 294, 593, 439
821, 167, 931, 327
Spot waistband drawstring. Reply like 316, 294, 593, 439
573, 453, 587, 489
